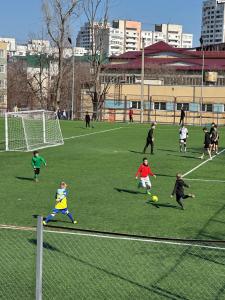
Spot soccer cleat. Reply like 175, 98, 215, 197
147, 190, 152, 195
43, 221, 47, 226
73, 220, 78, 224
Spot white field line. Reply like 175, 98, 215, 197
185, 178, 225, 183
1, 224, 225, 251
183, 149, 225, 178
64, 127, 124, 141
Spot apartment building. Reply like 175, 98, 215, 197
201, 0, 225, 45
0, 42, 7, 110
112, 20, 142, 52
142, 24, 193, 48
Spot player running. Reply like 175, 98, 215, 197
171, 173, 195, 210
200, 127, 212, 160
135, 158, 156, 195
179, 125, 189, 152
43, 181, 77, 225
143, 123, 156, 155
32, 151, 46, 182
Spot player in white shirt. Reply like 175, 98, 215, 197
179, 125, 189, 152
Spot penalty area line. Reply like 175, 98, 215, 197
182, 148, 225, 178
64, 127, 124, 141
1, 224, 225, 251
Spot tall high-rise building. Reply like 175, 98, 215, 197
112, 20, 142, 52
142, 24, 193, 48
201, 0, 225, 45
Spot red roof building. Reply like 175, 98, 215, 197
102, 42, 225, 86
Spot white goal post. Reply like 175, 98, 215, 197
5, 110, 64, 151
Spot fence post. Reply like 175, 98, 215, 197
36, 216, 43, 300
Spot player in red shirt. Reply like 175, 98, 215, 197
135, 158, 156, 195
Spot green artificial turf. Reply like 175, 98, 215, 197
1, 119, 225, 299
1, 120, 225, 240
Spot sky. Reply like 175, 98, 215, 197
0, 0, 203, 46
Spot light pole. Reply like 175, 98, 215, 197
140, 38, 145, 123
200, 36, 205, 126
68, 37, 75, 120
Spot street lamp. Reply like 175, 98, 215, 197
200, 36, 205, 126
68, 37, 75, 120
140, 38, 145, 124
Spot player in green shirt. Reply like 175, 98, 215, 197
32, 151, 47, 182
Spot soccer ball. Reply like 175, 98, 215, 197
151, 195, 158, 202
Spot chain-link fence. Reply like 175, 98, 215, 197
0, 226, 36, 300
1, 221, 225, 300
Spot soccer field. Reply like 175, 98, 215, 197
0, 120, 225, 239
1, 119, 225, 299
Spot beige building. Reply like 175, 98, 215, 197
82, 84, 225, 125
0, 42, 7, 111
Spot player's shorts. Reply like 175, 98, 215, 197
52, 208, 69, 215
140, 176, 151, 188
204, 143, 210, 149
179, 139, 186, 144
34, 168, 40, 175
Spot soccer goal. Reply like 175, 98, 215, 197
5, 110, 64, 151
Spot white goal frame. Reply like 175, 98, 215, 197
5, 110, 64, 152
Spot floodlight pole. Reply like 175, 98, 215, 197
200, 37, 205, 126
140, 38, 145, 124
68, 37, 75, 120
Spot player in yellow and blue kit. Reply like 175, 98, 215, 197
43, 182, 77, 225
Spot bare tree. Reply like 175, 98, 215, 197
42, 0, 80, 108
83, 0, 110, 119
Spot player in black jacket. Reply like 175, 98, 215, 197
200, 127, 212, 160
171, 173, 195, 210
85, 112, 91, 128
143, 123, 156, 154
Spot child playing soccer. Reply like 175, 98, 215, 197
43, 181, 77, 225
135, 158, 156, 195
200, 127, 212, 160
32, 151, 46, 182
179, 125, 188, 152
171, 173, 195, 210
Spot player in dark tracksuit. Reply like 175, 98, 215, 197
143, 123, 156, 154
179, 106, 185, 126
85, 112, 91, 128
200, 127, 212, 160
171, 174, 195, 210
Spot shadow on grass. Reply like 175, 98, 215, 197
27, 238, 187, 300
32, 214, 73, 225
128, 150, 144, 154
16, 176, 34, 181
167, 153, 199, 160
114, 188, 145, 195
146, 201, 179, 209
155, 173, 175, 178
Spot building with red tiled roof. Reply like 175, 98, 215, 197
101, 42, 225, 86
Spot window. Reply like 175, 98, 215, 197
177, 103, 189, 111
131, 101, 141, 109
0, 80, 5, 88
0, 95, 5, 102
154, 102, 166, 110
0, 65, 5, 73
0, 50, 4, 58
202, 104, 212, 112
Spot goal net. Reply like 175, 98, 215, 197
5, 110, 64, 151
